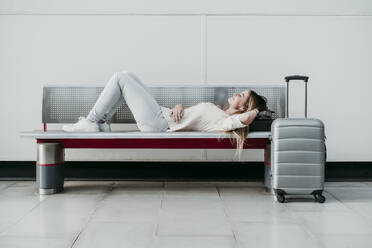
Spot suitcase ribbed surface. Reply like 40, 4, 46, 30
271, 118, 325, 194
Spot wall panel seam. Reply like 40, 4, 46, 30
201, 15, 207, 84
201, 15, 207, 161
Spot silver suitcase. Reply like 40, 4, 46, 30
268, 75, 327, 203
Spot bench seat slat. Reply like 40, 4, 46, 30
20, 130, 271, 139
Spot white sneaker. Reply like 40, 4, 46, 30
98, 122, 111, 132
62, 117, 100, 132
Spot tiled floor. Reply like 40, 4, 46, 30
0, 181, 372, 248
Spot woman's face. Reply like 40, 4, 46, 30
228, 90, 251, 112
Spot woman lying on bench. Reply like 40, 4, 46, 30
63, 71, 269, 153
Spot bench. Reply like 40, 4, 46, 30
20, 83, 286, 194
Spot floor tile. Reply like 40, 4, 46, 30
159, 205, 227, 222
93, 194, 162, 221
0, 181, 16, 192
38, 193, 103, 215
8, 181, 35, 187
0, 203, 40, 233
316, 234, 372, 248
0, 181, 43, 199
63, 181, 114, 195
215, 181, 264, 188
73, 221, 154, 248
290, 211, 372, 235
326, 187, 372, 203
164, 187, 220, 199
2, 180, 372, 247
157, 219, 233, 236
161, 189, 227, 222
362, 181, 372, 187
234, 221, 322, 248
162, 195, 223, 210
219, 187, 277, 205
326, 187, 372, 220
150, 236, 237, 248
223, 200, 291, 222
2, 209, 89, 239
164, 182, 217, 188
345, 202, 372, 221
2, 194, 102, 238
111, 182, 164, 196
220, 187, 346, 223
113, 181, 164, 188
0, 235, 71, 248
283, 191, 354, 213
325, 181, 369, 188
0, 182, 48, 233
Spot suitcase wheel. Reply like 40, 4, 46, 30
314, 192, 326, 203
276, 193, 285, 203
274, 189, 286, 203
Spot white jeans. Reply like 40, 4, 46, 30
87, 71, 169, 132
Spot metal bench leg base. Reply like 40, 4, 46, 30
36, 143, 65, 195
38, 188, 63, 195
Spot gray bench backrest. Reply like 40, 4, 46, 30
42, 84, 286, 123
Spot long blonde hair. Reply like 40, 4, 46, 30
223, 91, 270, 160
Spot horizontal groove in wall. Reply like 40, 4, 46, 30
0, 11, 372, 16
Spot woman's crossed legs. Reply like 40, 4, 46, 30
64, 71, 169, 132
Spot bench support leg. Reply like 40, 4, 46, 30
264, 143, 272, 192
36, 142, 65, 195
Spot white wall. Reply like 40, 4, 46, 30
1, 1, 371, 161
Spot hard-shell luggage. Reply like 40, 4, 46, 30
268, 75, 327, 203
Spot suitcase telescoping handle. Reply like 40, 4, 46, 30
284, 75, 309, 118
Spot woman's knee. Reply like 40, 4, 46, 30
114, 71, 130, 80
116, 71, 140, 85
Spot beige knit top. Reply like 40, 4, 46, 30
160, 102, 257, 132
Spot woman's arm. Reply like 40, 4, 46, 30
221, 109, 258, 131
239, 109, 259, 125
